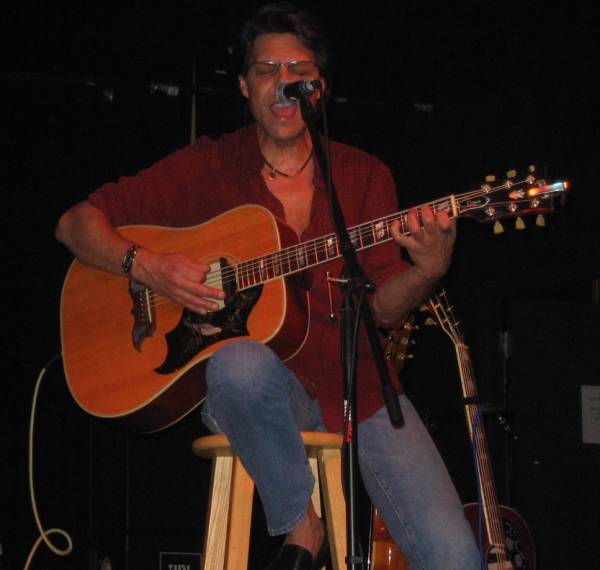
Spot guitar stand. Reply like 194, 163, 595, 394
298, 92, 404, 570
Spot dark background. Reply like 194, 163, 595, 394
3, 1, 599, 569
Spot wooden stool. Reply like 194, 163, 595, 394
192, 431, 346, 570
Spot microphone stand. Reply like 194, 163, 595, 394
298, 94, 404, 570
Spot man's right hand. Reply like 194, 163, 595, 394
132, 249, 226, 315
56, 201, 226, 316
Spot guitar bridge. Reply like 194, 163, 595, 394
129, 280, 157, 351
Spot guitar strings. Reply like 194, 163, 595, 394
146, 181, 530, 311
145, 196, 460, 310
146, 203, 507, 311
144, 206, 419, 311
455, 332, 509, 561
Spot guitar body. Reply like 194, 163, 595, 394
370, 503, 536, 570
370, 508, 410, 570
60, 205, 309, 432
464, 503, 536, 570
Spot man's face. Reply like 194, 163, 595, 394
239, 33, 322, 146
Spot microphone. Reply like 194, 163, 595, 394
276, 80, 321, 103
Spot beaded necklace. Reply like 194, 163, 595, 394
262, 149, 314, 181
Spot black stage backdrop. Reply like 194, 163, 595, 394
3, 2, 599, 569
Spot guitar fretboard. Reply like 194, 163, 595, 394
455, 343, 507, 550
235, 195, 456, 289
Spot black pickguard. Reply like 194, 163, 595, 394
155, 284, 263, 374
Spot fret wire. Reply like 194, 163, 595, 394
254, 260, 260, 284
238, 262, 245, 288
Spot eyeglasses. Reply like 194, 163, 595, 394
249, 60, 319, 78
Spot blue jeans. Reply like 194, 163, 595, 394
201, 340, 481, 570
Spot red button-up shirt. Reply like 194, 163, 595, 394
89, 124, 409, 431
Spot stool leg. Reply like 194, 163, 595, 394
203, 455, 233, 570
308, 455, 322, 518
224, 457, 255, 570
319, 449, 347, 570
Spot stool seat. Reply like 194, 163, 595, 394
193, 431, 346, 570
192, 431, 343, 456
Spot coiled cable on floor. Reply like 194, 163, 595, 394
23, 354, 73, 570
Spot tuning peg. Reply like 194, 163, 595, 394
536, 214, 546, 227
506, 169, 517, 178
493, 220, 504, 234
485, 174, 496, 183
515, 216, 526, 230
424, 316, 436, 326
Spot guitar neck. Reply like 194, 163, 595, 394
236, 194, 458, 290
235, 175, 567, 291
454, 342, 507, 550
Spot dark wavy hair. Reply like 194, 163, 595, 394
239, 2, 331, 82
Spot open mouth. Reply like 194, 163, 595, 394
270, 101, 298, 119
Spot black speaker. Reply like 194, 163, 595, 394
505, 296, 600, 570
88, 408, 212, 569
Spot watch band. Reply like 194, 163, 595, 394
122, 244, 140, 276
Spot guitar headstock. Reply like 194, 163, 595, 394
456, 166, 569, 232
425, 288, 464, 346
381, 315, 416, 373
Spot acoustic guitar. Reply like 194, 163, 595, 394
370, 290, 537, 569
426, 289, 536, 569
60, 171, 567, 432
369, 319, 415, 570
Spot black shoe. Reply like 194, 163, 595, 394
264, 531, 330, 570
264, 544, 312, 570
